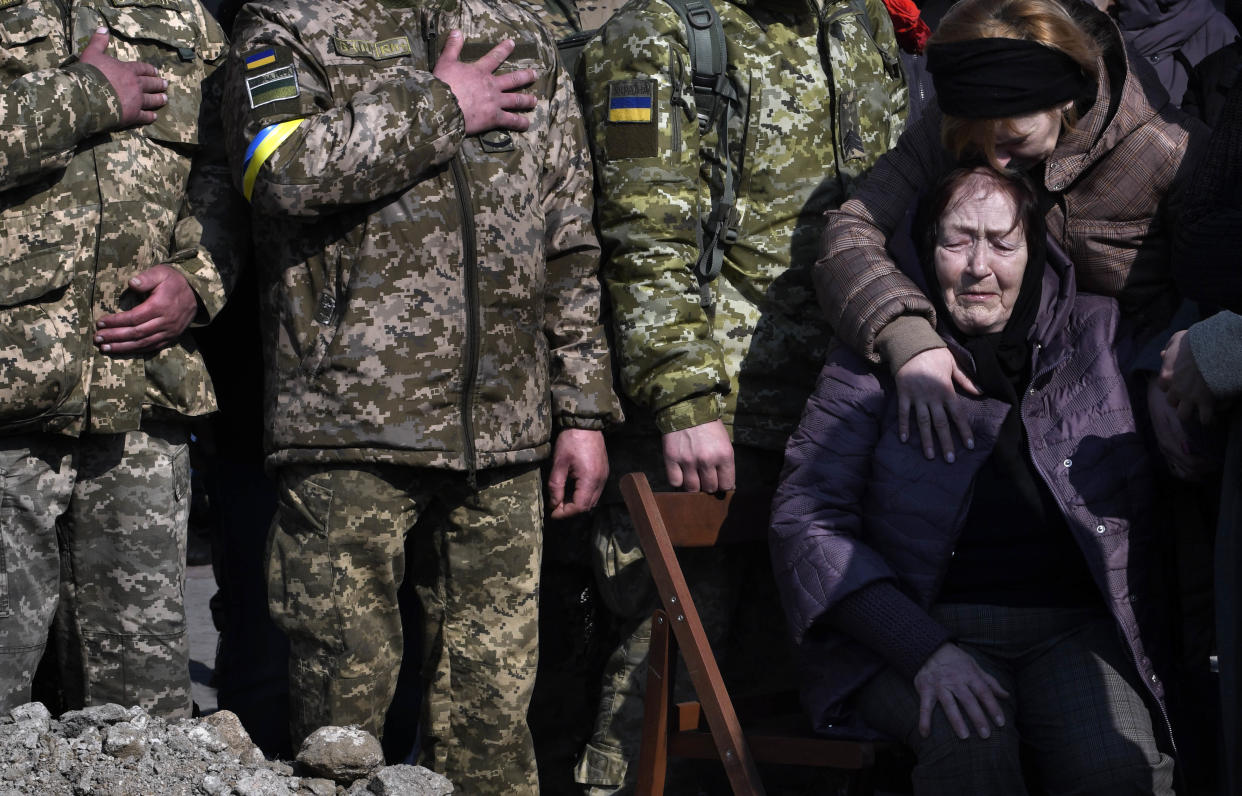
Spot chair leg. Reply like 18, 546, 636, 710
636, 610, 674, 796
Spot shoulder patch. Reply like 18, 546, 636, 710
246, 64, 299, 108
604, 78, 658, 160
607, 79, 654, 124
332, 36, 412, 60
0, 0, 25, 9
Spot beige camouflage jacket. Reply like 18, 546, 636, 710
224, 0, 622, 471
582, 0, 907, 450
0, 0, 238, 436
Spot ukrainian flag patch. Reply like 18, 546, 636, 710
608, 79, 655, 124
245, 47, 277, 70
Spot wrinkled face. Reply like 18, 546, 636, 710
993, 107, 1063, 171
934, 183, 1029, 335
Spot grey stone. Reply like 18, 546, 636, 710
368, 765, 453, 796
104, 723, 147, 761
9, 702, 50, 732
299, 778, 338, 796
295, 726, 383, 785
186, 722, 229, 754
205, 710, 262, 761
234, 767, 294, 796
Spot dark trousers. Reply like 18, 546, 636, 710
853, 603, 1174, 796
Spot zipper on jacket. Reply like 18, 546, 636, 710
426, 22, 482, 483
669, 51, 685, 157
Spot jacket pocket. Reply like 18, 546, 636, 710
0, 220, 84, 426
820, 0, 907, 174
96, 0, 225, 146
0, 1, 60, 77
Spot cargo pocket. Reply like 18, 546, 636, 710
96, 0, 225, 146
0, 4, 60, 73
267, 470, 343, 651
0, 220, 85, 427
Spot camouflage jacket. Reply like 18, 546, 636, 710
581, 0, 907, 450
519, 0, 626, 39
0, 0, 238, 437
224, 0, 622, 471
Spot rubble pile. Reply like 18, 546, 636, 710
0, 704, 451, 796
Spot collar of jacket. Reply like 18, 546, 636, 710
1042, 0, 1165, 192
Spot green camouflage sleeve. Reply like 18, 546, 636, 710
580, 1, 730, 434
223, 3, 465, 217
166, 18, 245, 324
0, 62, 122, 192
541, 57, 623, 430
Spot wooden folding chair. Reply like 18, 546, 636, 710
621, 471, 880, 796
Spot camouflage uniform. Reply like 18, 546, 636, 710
0, 0, 237, 716
522, 0, 628, 38
575, 0, 907, 790
222, 1, 620, 791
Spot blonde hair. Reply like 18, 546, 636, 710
929, 0, 1101, 169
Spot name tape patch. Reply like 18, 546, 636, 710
332, 36, 411, 60
246, 65, 299, 109
608, 79, 654, 124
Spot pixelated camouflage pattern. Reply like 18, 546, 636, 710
223, 0, 621, 472
519, 0, 631, 39
268, 463, 543, 794
581, 0, 907, 448
0, 425, 191, 718
0, 0, 242, 437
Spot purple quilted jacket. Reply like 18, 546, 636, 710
770, 255, 1168, 739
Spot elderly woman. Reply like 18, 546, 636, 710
773, 166, 1174, 794
816, 0, 1207, 473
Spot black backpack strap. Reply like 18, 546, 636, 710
663, 0, 739, 291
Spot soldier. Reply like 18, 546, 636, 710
0, 0, 237, 716
575, 0, 908, 791
222, 2, 622, 792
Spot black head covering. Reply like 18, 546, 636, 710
926, 37, 1092, 118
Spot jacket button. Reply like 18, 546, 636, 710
1063, 459, 1072, 467
1029, 388, 1037, 395
1096, 524, 1106, 534
1150, 673, 1159, 683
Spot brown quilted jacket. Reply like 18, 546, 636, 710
815, 0, 1209, 372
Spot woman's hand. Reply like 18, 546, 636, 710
1159, 330, 1215, 425
914, 642, 1010, 740
895, 348, 980, 462
1146, 375, 1212, 482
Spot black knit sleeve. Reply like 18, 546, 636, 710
1175, 76, 1242, 313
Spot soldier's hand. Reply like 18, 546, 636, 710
95, 264, 197, 356
547, 428, 608, 519
433, 31, 537, 136
79, 28, 167, 128
662, 420, 735, 494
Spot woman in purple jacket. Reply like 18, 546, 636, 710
772, 166, 1174, 794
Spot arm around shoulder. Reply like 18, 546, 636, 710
816, 111, 944, 365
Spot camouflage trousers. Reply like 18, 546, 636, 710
269, 462, 543, 794
573, 440, 790, 795
0, 423, 192, 717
